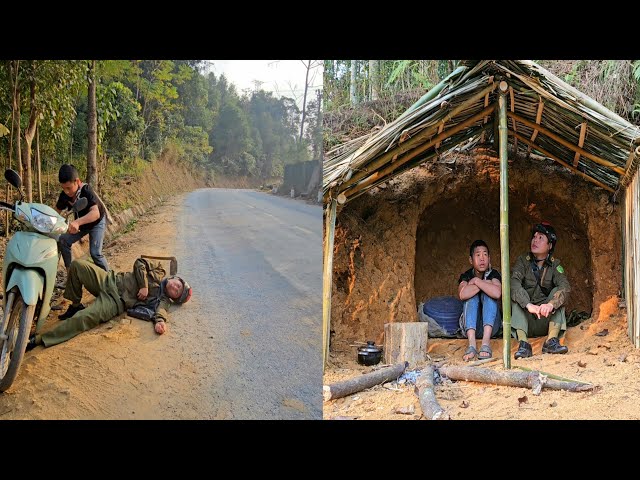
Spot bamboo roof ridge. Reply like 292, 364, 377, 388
324, 60, 640, 201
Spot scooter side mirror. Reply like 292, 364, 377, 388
73, 197, 89, 212
5, 169, 22, 189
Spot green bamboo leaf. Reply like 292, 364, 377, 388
633, 61, 640, 81
386, 60, 412, 86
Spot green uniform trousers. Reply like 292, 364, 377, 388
41, 260, 125, 347
510, 302, 567, 338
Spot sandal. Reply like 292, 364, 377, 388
462, 345, 478, 362
478, 344, 492, 359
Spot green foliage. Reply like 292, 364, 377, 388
170, 125, 212, 167
0, 59, 312, 188
325, 60, 451, 111
122, 218, 137, 234
105, 156, 147, 180
102, 82, 144, 161
633, 61, 640, 81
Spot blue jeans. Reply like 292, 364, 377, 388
58, 216, 109, 272
460, 293, 501, 338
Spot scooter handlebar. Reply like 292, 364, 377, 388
0, 201, 14, 210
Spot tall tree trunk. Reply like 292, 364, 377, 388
350, 60, 357, 105
369, 60, 379, 100
87, 60, 98, 187
299, 60, 311, 144
6, 60, 19, 236
313, 88, 322, 160
22, 69, 38, 203
15, 88, 22, 181
36, 124, 42, 203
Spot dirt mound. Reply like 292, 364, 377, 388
330, 148, 620, 345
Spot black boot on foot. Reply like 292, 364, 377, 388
59, 303, 85, 320
514, 340, 533, 359
542, 337, 569, 354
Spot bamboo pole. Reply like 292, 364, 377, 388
507, 111, 625, 175
528, 99, 544, 151
337, 83, 498, 193
398, 65, 467, 120
344, 123, 493, 204
514, 366, 591, 385
621, 146, 640, 188
480, 92, 490, 143
323, 199, 338, 371
509, 86, 518, 152
636, 177, 639, 347
634, 176, 640, 347
573, 122, 587, 167
435, 123, 444, 149
343, 104, 496, 199
510, 131, 615, 193
499, 82, 512, 370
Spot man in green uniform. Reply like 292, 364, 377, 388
511, 222, 571, 359
26, 257, 192, 349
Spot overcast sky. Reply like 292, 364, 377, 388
206, 60, 323, 109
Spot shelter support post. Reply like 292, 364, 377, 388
323, 199, 338, 371
498, 81, 512, 369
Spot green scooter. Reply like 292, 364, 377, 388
0, 169, 87, 391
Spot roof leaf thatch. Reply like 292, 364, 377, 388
324, 60, 640, 201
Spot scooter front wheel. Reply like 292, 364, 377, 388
0, 290, 36, 392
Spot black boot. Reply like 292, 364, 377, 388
542, 337, 569, 354
25, 335, 37, 352
514, 340, 533, 359
59, 303, 85, 320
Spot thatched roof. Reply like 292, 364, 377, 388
323, 60, 640, 202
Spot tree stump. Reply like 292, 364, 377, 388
384, 322, 429, 367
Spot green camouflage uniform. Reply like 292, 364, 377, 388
41, 258, 171, 347
510, 253, 571, 337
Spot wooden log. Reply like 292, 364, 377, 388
438, 365, 598, 392
384, 322, 429, 366
415, 364, 449, 420
323, 362, 408, 402
573, 122, 587, 167
514, 366, 590, 385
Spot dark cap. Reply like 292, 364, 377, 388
532, 222, 557, 251
168, 275, 192, 304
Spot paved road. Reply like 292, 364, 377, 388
176, 189, 322, 419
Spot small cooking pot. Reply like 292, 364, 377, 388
357, 341, 383, 366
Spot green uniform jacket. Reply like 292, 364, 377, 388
116, 258, 171, 324
510, 253, 571, 310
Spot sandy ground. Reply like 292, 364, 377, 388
0, 188, 322, 419
0, 195, 209, 419
323, 299, 640, 420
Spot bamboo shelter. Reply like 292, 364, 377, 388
323, 60, 640, 369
